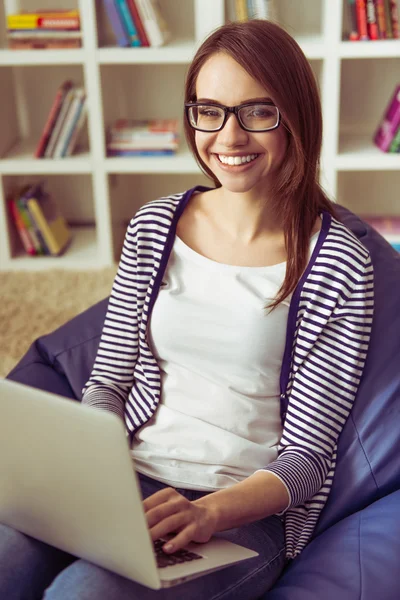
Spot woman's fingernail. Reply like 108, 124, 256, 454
163, 543, 173, 552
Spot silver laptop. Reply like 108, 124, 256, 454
0, 379, 258, 590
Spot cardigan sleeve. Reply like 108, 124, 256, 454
261, 251, 374, 510
81, 217, 139, 420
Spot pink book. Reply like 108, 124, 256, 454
374, 84, 400, 152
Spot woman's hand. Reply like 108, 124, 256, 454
143, 487, 218, 554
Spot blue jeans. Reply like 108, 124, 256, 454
0, 473, 286, 599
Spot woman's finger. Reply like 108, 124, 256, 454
148, 512, 189, 543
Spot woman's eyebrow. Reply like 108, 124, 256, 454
196, 96, 274, 104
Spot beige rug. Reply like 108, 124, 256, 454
0, 268, 117, 378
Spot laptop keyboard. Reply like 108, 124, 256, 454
154, 539, 204, 569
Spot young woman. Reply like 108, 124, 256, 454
0, 19, 374, 600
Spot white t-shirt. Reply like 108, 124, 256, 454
131, 232, 319, 491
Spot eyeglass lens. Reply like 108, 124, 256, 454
188, 104, 279, 131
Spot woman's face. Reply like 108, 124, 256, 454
194, 52, 288, 195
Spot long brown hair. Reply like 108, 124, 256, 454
184, 19, 336, 310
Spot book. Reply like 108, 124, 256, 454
45, 87, 76, 158
374, 84, 400, 152
374, 0, 387, 38
7, 12, 80, 31
347, 0, 360, 40
135, 0, 170, 47
16, 190, 44, 255
384, 0, 393, 37
62, 97, 88, 157
35, 80, 73, 158
8, 197, 36, 256
8, 39, 81, 50
366, 0, 379, 39
53, 88, 86, 158
7, 30, 82, 39
115, 0, 141, 46
103, 0, 129, 47
355, 0, 369, 39
24, 183, 72, 256
389, 125, 400, 152
107, 149, 175, 156
126, 0, 150, 46
389, 0, 399, 38
235, 0, 248, 21
18, 185, 50, 255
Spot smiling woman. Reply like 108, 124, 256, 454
0, 19, 374, 600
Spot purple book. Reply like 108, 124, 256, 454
103, 0, 129, 47
374, 84, 400, 152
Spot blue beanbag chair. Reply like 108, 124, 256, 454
7, 205, 400, 600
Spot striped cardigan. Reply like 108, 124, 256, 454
82, 186, 374, 559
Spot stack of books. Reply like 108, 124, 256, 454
107, 119, 179, 156
6, 9, 82, 50
361, 216, 400, 251
226, 0, 279, 22
346, 0, 399, 41
374, 84, 400, 152
35, 80, 87, 159
8, 181, 72, 257
103, 0, 170, 47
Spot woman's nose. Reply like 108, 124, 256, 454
217, 113, 248, 146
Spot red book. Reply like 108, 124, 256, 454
366, 0, 379, 39
374, 0, 387, 37
34, 81, 73, 158
126, 0, 150, 46
389, 0, 399, 38
8, 197, 36, 255
356, 0, 369, 39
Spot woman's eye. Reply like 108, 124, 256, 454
248, 108, 273, 118
199, 108, 220, 117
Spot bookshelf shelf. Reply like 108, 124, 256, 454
337, 135, 400, 171
97, 38, 197, 64
0, 140, 92, 174
0, 49, 86, 66
0, 0, 399, 271
339, 40, 400, 59
6, 226, 99, 271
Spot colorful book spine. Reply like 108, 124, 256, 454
45, 87, 76, 158
366, 0, 379, 38
62, 98, 87, 157
26, 198, 71, 256
374, 85, 400, 152
374, 0, 387, 38
127, 0, 150, 46
235, 0, 248, 21
115, 0, 141, 46
356, 0, 369, 39
389, 125, 400, 152
7, 14, 80, 30
103, 0, 130, 46
8, 197, 36, 256
389, 0, 399, 38
348, 0, 360, 40
17, 197, 44, 255
135, 0, 170, 47
384, 0, 393, 37
8, 38, 81, 49
107, 149, 175, 156
53, 89, 86, 159
35, 80, 73, 158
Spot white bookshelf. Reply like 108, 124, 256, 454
0, 0, 399, 271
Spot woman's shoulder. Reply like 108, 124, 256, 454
322, 212, 372, 267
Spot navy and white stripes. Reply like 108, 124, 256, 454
82, 187, 374, 559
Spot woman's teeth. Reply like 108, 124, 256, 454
218, 154, 258, 165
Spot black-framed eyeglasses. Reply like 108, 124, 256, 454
185, 102, 281, 133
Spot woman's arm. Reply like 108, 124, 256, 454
81, 217, 139, 419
